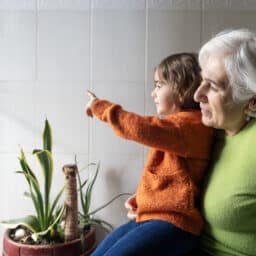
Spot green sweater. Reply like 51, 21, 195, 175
201, 119, 256, 256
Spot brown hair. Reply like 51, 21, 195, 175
156, 53, 201, 110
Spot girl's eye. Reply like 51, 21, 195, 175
155, 83, 162, 89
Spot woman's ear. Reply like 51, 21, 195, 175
245, 95, 256, 118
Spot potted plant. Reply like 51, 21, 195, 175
75, 161, 131, 255
1, 119, 131, 256
1, 120, 82, 256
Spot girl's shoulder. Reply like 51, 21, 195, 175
167, 110, 202, 124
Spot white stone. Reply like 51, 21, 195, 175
14, 228, 26, 239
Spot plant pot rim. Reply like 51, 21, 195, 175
4, 226, 96, 249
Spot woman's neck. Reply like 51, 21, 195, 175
225, 117, 250, 136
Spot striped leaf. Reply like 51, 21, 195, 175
34, 149, 53, 227
43, 119, 52, 153
48, 186, 64, 221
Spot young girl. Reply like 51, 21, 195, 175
86, 53, 214, 256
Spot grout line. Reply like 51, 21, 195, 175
144, 0, 148, 116
35, 0, 38, 83
34, 0, 38, 148
90, 0, 93, 89
200, 0, 204, 46
88, 0, 93, 162
143, 0, 149, 163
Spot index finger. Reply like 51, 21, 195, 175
86, 90, 96, 98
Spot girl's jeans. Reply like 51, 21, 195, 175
91, 220, 199, 256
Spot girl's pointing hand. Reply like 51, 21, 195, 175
86, 90, 97, 117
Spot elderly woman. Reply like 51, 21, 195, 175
126, 29, 256, 256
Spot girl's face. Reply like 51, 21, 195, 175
151, 69, 181, 116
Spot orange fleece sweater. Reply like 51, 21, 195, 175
91, 99, 214, 235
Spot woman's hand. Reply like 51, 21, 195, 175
86, 90, 97, 117
124, 194, 137, 220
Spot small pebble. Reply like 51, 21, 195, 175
14, 228, 26, 239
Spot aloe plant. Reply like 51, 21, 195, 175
0, 120, 65, 242
76, 161, 131, 233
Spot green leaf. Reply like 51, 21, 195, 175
19, 149, 39, 186
22, 171, 44, 230
77, 169, 87, 215
34, 150, 53, 227
43, 119, 52, 152
0, 215, 41, 233
32, 149, 41, 154
18, 152, 44, 229
3, 120, 65, 241
82, 218, 113, 233
84, 162, 100, 214
52, 205, 64, 224
31, 204, 65, 242
88, 193, 131, 216
79, 178, 89, 191
48, 186, 64, 220
92, 218, 113, 233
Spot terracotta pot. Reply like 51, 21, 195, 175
3, 227, 96, 256
81, 227, 97, 256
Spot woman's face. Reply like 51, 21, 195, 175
194, 55, 248, 135
151, 69, 180, 116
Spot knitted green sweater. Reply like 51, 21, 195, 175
200, 120, 256, 256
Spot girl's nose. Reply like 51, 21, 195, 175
194, 82, 208, 103
151, 89, 156, 98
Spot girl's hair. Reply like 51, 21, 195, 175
199, 29, 256, 102
156, 53, 201, 110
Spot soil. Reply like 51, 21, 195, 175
9, 226, 64, 245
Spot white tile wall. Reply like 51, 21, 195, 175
148, 0, 201, 10
1, 0, 256, 252
92, 9, 146, 82
93, 0, 145, 10
146, 7, 201, 114
37, 10, 90, 81
89, 153, 143, 226
0, 153, 35, 220
0, 82, 36, 153
34, 81, 89, 154
0, 10, 36, 80
0, 0, 35, 10
202, 0, 256, 43
38, 0, 90, 10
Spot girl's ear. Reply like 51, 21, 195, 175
245, 95, 256, 118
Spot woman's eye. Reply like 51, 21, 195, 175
210, 84, 218, 92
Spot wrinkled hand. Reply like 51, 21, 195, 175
124, 194, 137, 220
85, 90, 97, 117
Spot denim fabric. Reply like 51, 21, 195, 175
91, 220, 199, 256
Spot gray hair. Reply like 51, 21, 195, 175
199, 29, 256, 102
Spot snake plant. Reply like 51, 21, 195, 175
1, 120, 65, 242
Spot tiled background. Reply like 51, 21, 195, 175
1, 0, 256, 250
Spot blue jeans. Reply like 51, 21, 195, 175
91, 220, 199, 256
